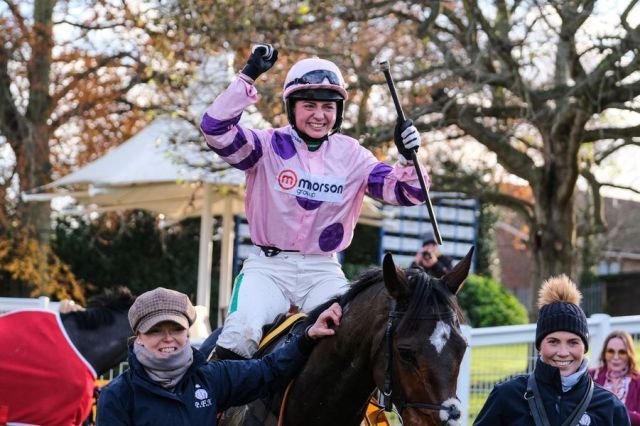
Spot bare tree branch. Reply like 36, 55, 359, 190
0, 44, 27, 143
53, 19, 127, 31
599, 182, 640, 195
595, 139, 640, 164
583, 125, 640, 143
578, 167, 606, 235
3, 0, 28, 37
50, 52, 141, 105
621, 0, 640, 34
477, 190, 535, 225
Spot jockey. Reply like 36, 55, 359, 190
200, 44, 428, 360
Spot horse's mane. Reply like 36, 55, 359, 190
303, 267, 464, 329
303, 267, 383, 327
62, 287, 135, 329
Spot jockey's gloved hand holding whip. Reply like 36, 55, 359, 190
380, 60, 442, 245
241, 44, 279, 80
394, 119, 421, 165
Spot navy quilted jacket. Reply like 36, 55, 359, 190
474, 358, 630, 425
97, 335, 312, 425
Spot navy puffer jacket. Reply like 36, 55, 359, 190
474, 358, 630, 426
97, 335, 313, 425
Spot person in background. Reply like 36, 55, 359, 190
590, 330, 640, 425
96, 287, 341, 425
199, 44, 428, 360
474, 275, 629, 425
410, 232, 453, 278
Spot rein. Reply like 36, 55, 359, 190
379, 298, 462, 424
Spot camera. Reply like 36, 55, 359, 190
422, 250, 435, 261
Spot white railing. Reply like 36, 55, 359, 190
457, 313, 640, 426
0, 296, 61, 313
5, 297, 636, 425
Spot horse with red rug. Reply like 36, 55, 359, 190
0, 288, 134, 425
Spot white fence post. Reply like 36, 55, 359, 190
458, 324, 472, 426
588, 313, 611, 368
38, 296, 50, 310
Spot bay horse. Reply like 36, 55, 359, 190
0, 287, 134, 425
214, 248, 472, 426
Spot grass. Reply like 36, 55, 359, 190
466, 344, 532, 421
470, 344, 530, 383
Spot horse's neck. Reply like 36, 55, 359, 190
284, 291, 388, 424
62, 312, 131, 376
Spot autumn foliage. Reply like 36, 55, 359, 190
0, 227, 85, 303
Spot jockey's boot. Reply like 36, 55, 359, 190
218, 404, 250, 426
208, 345, 248, 362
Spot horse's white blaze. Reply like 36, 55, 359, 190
429, 321, 451, 353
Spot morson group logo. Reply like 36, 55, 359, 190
277, 169, 298, 190
275, 168, 345, 202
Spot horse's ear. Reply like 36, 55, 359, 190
383, 252, 410, 299
442, 246, 474, 295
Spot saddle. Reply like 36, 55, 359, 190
255, 313, 308, 357
218, 313, 391, 426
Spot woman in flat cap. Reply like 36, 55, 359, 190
96, 287, 341, 425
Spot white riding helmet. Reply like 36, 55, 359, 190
283, 58, 348, 133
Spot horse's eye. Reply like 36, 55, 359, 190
397, 348, 416, 365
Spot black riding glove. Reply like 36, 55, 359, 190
394, 118, 419, 161
241, 44, 278, 80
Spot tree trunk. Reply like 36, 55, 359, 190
19, 0, 55, 245
529, 184, 576, 317
16, 127, 52, 244
528, 105, 587, 317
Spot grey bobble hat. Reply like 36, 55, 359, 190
535, 275, 589, 351
128, 287, 196, 334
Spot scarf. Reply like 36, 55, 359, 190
605, 367, 631, 402
561, 357, 589, 392
133, 341, 193, 388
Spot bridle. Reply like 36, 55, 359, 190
377, 292, 462, 425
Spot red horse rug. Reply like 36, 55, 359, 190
0, 310, 96, 426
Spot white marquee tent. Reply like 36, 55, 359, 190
24, 117, 246, 326
24, 117, 383, 327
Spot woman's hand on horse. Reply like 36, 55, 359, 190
307, 303, 342, 339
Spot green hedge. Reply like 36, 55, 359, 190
458, 274, 529, 327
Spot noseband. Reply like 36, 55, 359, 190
379, 296, 462, 424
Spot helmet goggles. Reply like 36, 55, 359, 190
285, 69, 342, 89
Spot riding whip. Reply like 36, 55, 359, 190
379, 60, 442, 245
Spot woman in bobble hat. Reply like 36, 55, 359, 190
474, 275, 630, 425
96, 287, 342, 425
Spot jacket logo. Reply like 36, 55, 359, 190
275, 168, 345, 202
194, 384, 212, 409
277, 169, 298, 190
578, 413, 591, 425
